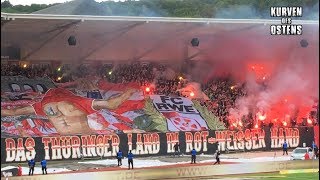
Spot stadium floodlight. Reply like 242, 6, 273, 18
191, 38, 199, 47
68, 36, 77, 46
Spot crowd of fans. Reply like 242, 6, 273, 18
2, 62, 188, 95
154, 78, 183, 96
200, 78, 247, 127
108, 63, 154, 84
1, 64, 51, 78
1, 62, 317, 129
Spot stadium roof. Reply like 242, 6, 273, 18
1, 13, 319, 63
31, 0, 106, 16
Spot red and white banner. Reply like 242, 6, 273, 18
150, 95, 208, 131
2, 81, 210, 136
1, 82, 146, 137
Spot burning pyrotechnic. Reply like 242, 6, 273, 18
145, 87, 150, 92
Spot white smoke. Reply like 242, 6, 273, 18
177, 82, 209, 100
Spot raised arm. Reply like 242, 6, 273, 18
1, 105, 35, 116
92, 88, 137, 110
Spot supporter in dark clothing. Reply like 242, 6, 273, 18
117, 150, 123, 166
191, 148, 196, 164
28, 159, 35, 176
128, 150, 134, 169
174, 142, 180, 157
283, 141, 288, 155
41, 159, 47, 174
214, 150, 221, 165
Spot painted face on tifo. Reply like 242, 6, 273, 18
43, 101, 92, 135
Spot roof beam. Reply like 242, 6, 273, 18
133, 24, 201, 61
22, 20, 81, 60
80, 22, 145, 61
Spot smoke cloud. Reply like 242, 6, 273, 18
215, 5, 263, 19
188, 23, 319, 126
177, 82, 209, 100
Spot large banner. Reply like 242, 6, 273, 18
1, 79, 224, 137
1, 127, 314, 163
150, 95, 208, 131
1, 88, 145, 137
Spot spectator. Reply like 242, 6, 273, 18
17, 164, 22, 176
304, 152, 310, 160
174, 142, 180, 157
